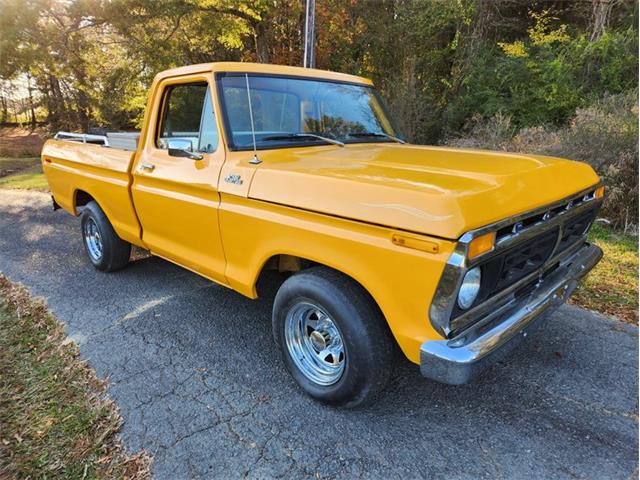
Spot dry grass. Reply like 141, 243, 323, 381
0, 157, 41, 178
448, 91, 639, 234
0, 275, 151, 479
0, 127, 46, 157
0, 157, 47, 191
0, 128, 48, 190
571, 224, 639, 324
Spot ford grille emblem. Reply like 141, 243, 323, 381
512, 222, 524, 234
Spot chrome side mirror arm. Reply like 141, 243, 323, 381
168, 148, 203, 160
166, 138, 203, 160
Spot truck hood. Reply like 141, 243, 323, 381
248, 143, 599, 239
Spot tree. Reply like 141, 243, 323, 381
0, 0, 636, 138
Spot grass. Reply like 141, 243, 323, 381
0, 156, 48, 191
0, 275, 151, 479
0, 157, 41, 176
0, 170, 48, 190
571, 224, 639, 324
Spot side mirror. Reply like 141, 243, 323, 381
167, 138, 203, 160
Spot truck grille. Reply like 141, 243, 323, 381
491, 228, 558, 293
450, 203, 600, 322
495, 189, 599, 243
485, 203, 599, 298
555, 207, 598, 255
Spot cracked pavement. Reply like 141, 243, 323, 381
0, 189, 637, 479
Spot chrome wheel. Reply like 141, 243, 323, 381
284, 302, 345, 386
83, 218, 103, 261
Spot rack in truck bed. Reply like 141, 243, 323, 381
54, 131, 140, 151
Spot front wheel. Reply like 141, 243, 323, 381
80, 201, 131, 272
273, 267, 395, 408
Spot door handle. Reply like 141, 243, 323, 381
138, 162, 155, 172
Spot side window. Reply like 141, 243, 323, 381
157, 83, 218, 153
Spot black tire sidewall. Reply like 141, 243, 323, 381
273, 269, 391, 407
80, 202, 130, 271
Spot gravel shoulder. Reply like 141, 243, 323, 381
0, 189, 637, 479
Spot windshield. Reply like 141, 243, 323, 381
218, 74, 402, 150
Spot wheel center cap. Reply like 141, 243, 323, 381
309, 330, 328, 351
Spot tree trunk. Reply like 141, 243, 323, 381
77, 97, 90, 133
590, 0, 617, 41
74, 85, 91, 133
0, 94, 8, 124
254, 20, 270, 63
27, 74, 37, 131
463, 0, 495, 67
46, 76, 58, 127
47, 75, 66, 131
447, 0, 495, 99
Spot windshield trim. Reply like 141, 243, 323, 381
215, 71, 372, 88
214, 72, 395, 152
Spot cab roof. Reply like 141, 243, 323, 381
155, 62, 373, 86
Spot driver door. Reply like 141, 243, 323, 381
131, 74, 227, 285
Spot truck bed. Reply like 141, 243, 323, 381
41, 138, 142, 245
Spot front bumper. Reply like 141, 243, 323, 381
420, 242, 603, 385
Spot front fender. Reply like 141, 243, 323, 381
218, 194, 454, 364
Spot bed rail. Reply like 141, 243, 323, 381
54, 131, 110, 146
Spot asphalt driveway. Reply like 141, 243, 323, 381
0, 189, 637, 479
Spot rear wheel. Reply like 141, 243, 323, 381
80, 201, 131, 272
273, 267, 394, 407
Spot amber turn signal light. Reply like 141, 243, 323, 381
391, 233, 439, 253
594, 186, 605, 199
467, 231, 496, 260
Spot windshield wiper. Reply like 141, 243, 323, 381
262, 133, 345, 147
347, 132, 406, 144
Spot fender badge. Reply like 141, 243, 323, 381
224, 174, 243, 185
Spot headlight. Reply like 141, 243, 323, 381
457, 267, 481, 309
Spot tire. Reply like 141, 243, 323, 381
272, 266, 395, 408
80, 201, 131, 272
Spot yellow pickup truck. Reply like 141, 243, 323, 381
42, 62, 604, 407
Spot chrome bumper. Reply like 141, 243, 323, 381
420, 242, 603, 385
